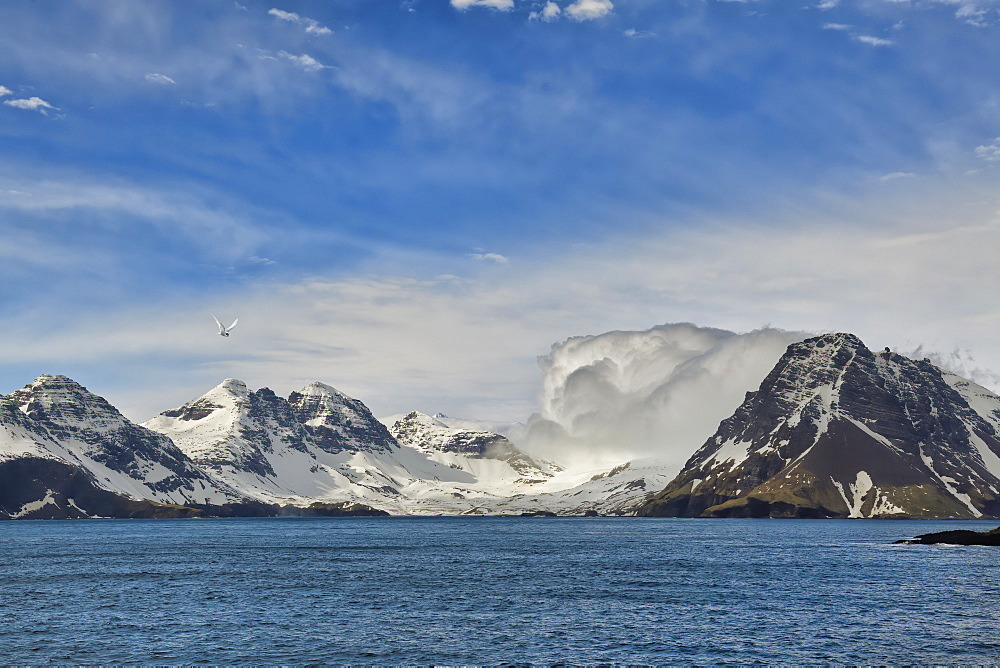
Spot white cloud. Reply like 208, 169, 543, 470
17, 181, 1000, 424
278, 51, 330, 72
0, 86, 11, 97
520, 325, 806, 467
268, 8, 332, 35
3, 97, 58, 114
855, 34, 895, 46
822, 22, 851, 30
145, 73, 176, 85
955, 3, 989, 26
623, 27, 655, 38
817, 0, 840, 9
451, 0, 515, 10
901, 345, 1000, 388
975, 137, 1000, 161
879, 171, 916, 181
565, 0, 613, 20
469, 252, 509, 263
530, 1, 561, 21
542, 1, 562, 19
0, 172, 270, 263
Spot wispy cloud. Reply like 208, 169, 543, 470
145, 73, 176, 85
975, 137, 1000, 162
451, 0, 514, 10
623, 27, 656, 39
955, 3, 989, 26
0, 171, 270, 263
0, 85, 11, 97
817, 0, 840, 9
822, 22, 851, 30
278, 51, 330, 72
3, 97, 58, 114
879, 171, 915, 181
12, 178, 1000, 424
565, 0, 614, 21
855, 34, 895, 46
268, 8, 332, 35
469, 252, 509, 263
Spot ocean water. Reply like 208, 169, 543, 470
2, 517, 999, 665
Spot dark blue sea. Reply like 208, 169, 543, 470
2, 517, 999, 665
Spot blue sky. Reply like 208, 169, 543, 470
3, 0, 1000, 421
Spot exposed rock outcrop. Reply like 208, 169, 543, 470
638, 334, 1000, 519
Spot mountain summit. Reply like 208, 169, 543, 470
637, 334, 1000, 519
0, 375, 246, 518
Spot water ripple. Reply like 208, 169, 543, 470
1, 517, 999, 664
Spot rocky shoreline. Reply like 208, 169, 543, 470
897, 527, 1000, 546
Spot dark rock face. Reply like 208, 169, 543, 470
278, 501, 390, 517
0, 457, 267, 519
288, 382, 397, 455
637, 334, 1000, 519
898, 528, 1000, 546
159, 399, 224, 421
147, 380, 400, 484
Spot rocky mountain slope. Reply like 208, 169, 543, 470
144, 379, 420, 508
0, 375, 251, 519
388, 411, 559, 485
637, 334, 1000, 519
143, 382, 575, 514
10, 332, 1000, 520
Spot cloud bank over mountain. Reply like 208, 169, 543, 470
517, 324, 806, 471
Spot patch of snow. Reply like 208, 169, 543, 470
705, 438, 752, 468
12, 491, 58, 518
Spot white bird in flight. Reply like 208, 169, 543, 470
212, 314, 239, 337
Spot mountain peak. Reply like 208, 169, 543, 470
398, 411, 447, 428
813, 332, 864, 345
795, 332, 867, 355
297, 381, 346, 399
639, 334, 1000, 520
213, 378, 250, 398
26, 374, 86, 392
8, 374, 118, 422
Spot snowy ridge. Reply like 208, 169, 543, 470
639, 334, 1000, 519
146, 383, 617, 514
388, 411, 560, 484
10, 331, 1000, 520
144, 386, 658, 515
145, 379, 417, 507
0, 375, 242, 508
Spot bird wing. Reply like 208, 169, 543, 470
211, 313, 225, 333
226, 318, 239, 333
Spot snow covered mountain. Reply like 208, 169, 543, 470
487, 458, 674, 516
143, 381, 567, 513
0, 375, 248, 519
11, 331, 1000, 521
381, 412, 524, 439
637, 334, 1000, 519
388, 411, 559, 485
143, 379, 413, 507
